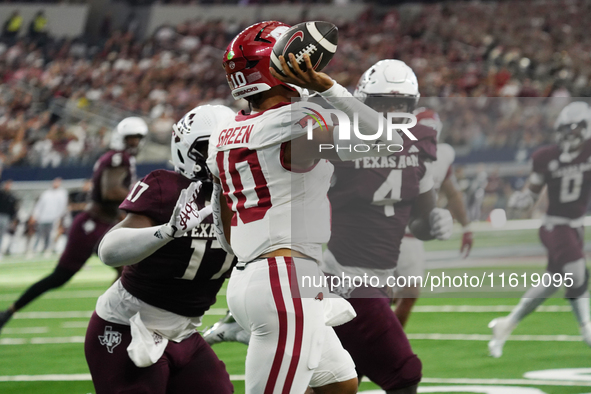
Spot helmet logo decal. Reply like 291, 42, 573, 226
283, 31, 304, 57
227, 50, 235, 60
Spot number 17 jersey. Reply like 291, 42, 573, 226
119, 170, 234, 318
207, 102, 334, 263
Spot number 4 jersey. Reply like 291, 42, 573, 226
118, 170, 234, 317
531, 140, 591, 220
324, 122, 438, 279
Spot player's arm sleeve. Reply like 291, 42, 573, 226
318, 82, 404, 144
207, 129, 221, 178
212, 181, 233, 254
206, 152, 220, 179
99, 173, 174, 267
98, 218, 175, 267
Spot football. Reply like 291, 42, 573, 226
270, 21, 338, 76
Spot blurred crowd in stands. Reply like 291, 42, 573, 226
1, 0, 591, 170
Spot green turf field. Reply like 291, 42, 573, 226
1, 227, 590, 393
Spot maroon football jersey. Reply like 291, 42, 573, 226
91, 150, 136, 204
327, 124, 438, 270
532, 139, 591, 219
119, 170, 234, 317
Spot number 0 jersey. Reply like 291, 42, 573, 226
207, 102, 334, 263
531, 139, 591, 221
118, 170, 234, 317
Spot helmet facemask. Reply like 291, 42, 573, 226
556, 120, 589, 154
364, 94, 417, 114
123, 134, 145, 156
186, 137, 212, 182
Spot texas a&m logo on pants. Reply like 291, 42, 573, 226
98, 326, 122, 353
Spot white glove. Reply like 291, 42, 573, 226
507, 189, 537, 211
429, 208, 453, 240
162, 181, 213, 238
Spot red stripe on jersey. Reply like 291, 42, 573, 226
265, 258, 288, 394
216, 151, 238, 226
216, 148, 273, 225
283, 257, 304, 393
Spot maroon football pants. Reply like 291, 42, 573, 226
85, 312, 234, 394
334, 288, 422, 390
539, 224, 585, 273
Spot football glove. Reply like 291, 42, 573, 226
429, 208, 453, 240
507, 189, 538, 211
460, 226, 473, 258
162, 181, 212, 238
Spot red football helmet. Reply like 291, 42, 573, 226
223, 21, 293, 100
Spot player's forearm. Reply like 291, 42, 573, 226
212, 182, 233, 254
318, 81, 404, 146
98, 225, 174, 267
446, 188, 470, 227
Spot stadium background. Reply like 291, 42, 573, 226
1, 0, 590, 393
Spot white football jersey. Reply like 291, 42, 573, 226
207, 102, 334, 263
432, 143, 455, 190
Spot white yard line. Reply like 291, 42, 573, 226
0, 290, 104, 301
0, 336, 86, 345
11, 308, 228, 320
2, 327, 48, 334
0, 375, 590, 387
413, 305, 571, 312
8, 305, 569, 320
419, 378, 591, 387
13, 311, 92, 319
1, 333, 582, 346
61, 321, 91, 328
407, 334, 582, 342
0, 290, 227, 302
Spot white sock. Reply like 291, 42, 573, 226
569, 292, 590, 327
507, 281, 560, 324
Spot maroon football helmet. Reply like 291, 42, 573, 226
223, 21, 293, 100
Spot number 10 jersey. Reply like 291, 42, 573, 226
207, 102, 334, 263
